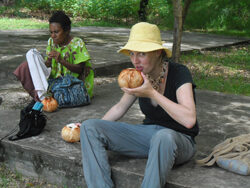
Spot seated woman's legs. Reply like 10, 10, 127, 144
80, 119, 163, 188
13, 61, 39, 101
80, 119, 114, 188
141, 128, 196, 188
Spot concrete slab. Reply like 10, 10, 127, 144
0, 81, 250, 188
0, 26, 250, 187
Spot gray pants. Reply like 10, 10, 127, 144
80, 119, 196, 188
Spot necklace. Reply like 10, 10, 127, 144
146, 61, 168, 91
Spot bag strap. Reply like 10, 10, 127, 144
196, 134, 250, 166
0, 125, 19, 142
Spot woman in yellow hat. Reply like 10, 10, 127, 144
80, 22, 199, 188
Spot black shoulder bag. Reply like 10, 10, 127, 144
1, 101, 47, 141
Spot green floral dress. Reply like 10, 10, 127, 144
46, 37, 94, 98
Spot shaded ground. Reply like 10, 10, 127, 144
0, 27, 249, 187
0, 45, 250, 188
0, 76, 117, 188
0, 76, 117, 111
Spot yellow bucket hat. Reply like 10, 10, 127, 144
118, 22, 172, 58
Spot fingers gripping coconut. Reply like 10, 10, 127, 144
118, 68, 144, 88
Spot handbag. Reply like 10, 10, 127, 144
196, 134, 250, 175
7, 101, 47, 141
48, 74, 90, 108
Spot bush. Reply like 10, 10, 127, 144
185, 0, 250, 31
17, 0, 140, 23
12, 0, 250, 32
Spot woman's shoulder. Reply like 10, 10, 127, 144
72, 36, 83, 41
168, 61, 194, 88
170, 61, 188, 69
71, 37, 84, 43
70, 37, 86, 47
168, 61, 192, 80
169, 61, 191, 74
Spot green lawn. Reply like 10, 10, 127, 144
0, 17, 48, 30
181, 44, 250, 96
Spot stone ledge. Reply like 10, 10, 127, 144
0, 83, 250, 188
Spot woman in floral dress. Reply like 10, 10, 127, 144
14, 11, 94, 100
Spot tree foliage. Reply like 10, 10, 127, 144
138, 0, 149, 21
14, 0, 249, 32
184, 0, 250, 30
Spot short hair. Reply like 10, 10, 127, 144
49, 11, 71, 32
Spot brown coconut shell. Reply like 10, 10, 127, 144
61, 123, 81, 143
118, 68, 144, 88
42, 97, 58, 112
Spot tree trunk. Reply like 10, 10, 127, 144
138, 0, 149, 21
182, 0, 192, 28
172, 0, 183, 63
171, 0, 193, 63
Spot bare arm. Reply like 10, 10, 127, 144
102, 93, 137, 121
150, 83, 196, 128
46, 50, 84, 74
45, 58, 52, 67
122, 73, 196, 129
58, 59, 84, 74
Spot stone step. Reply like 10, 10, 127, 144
0, 27, 250, 187
1, 82, 250, 188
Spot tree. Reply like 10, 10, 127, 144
137, 0, 193, 63
172, 0, 193, 63
138, 0, 149, 21
182, 0, 192, 27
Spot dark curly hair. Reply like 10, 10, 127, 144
49, 11, 71, 32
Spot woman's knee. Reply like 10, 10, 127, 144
80, 119, 104, 135
151, 129, 178, 149
81, 119, 99, 131
13, 61, 28, 79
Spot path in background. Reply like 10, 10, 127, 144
1, 27, 249, 79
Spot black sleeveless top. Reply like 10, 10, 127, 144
139, 62, 199, 137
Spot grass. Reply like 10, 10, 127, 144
189, 28, 250, 38
0, 17, 48, 30
74, 19, 132, 28
181, 44, 250, 96
0, 163, 61, 187
0, 162, 83, 188
0, 17, 131, 30
0, 16, 249, 37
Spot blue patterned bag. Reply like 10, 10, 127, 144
48, 75, 90, 108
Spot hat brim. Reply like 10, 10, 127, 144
118, 41, 172, 58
